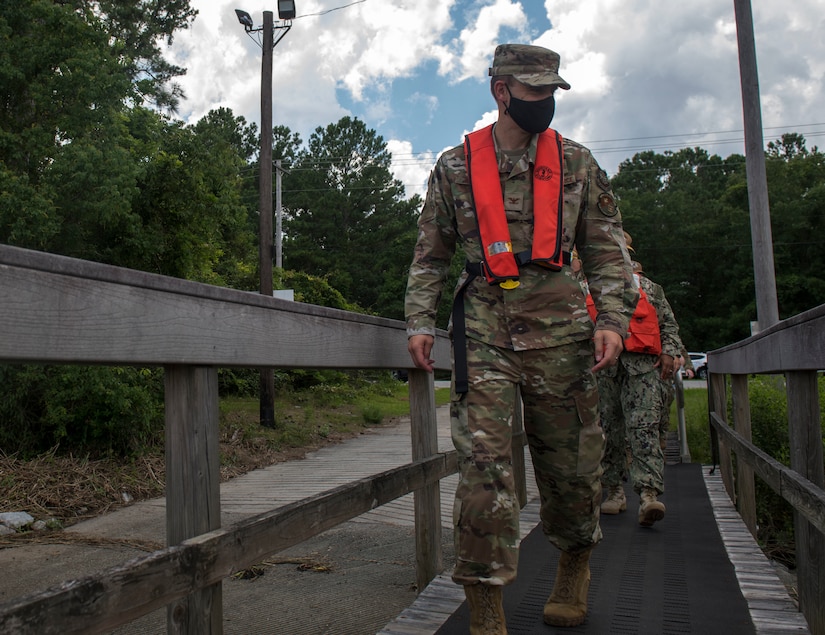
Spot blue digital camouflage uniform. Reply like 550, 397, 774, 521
405, 129, 637, 586
598, 272, 683, 495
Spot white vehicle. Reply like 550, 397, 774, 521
687, 352, 708, 379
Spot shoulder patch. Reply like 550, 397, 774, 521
597, 193, 618, 217
596, 169, 611, 192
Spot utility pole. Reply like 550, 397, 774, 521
275, 159, 284, 270
258, 11, 275, 429
235, 6, 295, 428
733, 0, 779, 331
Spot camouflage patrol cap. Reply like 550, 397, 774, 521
489, 44, 571, 90
623, 231, 635, 253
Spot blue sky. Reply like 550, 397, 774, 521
166, 0, 825, 199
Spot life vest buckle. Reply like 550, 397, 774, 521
499, 279, 520, 290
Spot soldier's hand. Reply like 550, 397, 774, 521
408, 335, 435, 373
656, 354, 675, 380
592, 330, 623, 372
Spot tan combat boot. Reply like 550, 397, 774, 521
543, 549, 592, 627
600, 485, 627, 514
464, 584, 508, 634
639, 487, 666, 527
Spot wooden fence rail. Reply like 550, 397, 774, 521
706, 303, 825, 635
0, 244, 490, 634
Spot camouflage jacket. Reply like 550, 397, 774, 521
617, 273, 684, 375
405, 125, 638, 350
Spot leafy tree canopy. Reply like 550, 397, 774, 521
611, 134, 825, 351
282, 116, 421, 317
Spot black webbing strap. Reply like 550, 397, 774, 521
452, 262, 482, 394
452, 252, 572, 395
515, 250, 572, 267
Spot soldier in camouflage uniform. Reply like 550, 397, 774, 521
405, 43, 637, 632
598, 258, 684, 527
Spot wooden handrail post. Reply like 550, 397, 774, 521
709, 373, 734, 500
164, 366, 223, 634
731, 374, 756, 536
674, 372, 691, 462
408, 368, 443, 592
786, 370, 825, 634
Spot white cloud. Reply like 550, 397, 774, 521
467, 109, 498, 137
334, 1, 455, 99
387, 139, 435, 199
165, 0, 825, 183
533, 0, 825, 173
454, 0, 529, 83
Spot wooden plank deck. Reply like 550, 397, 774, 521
11, 401, 806, 634
703, 468, 810, 634
379, 463, 809, 635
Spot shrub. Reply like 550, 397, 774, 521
747, 376, 799, 568
361, 405, 383, 425
684, 375, 825, 569
0, 365, 163, 458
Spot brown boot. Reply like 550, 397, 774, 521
600, 485, 627, 514
464, 584, 508, 634
639, 488, 666, 527
543, 549, 592, 627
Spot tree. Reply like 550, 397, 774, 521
239, 124, 304, 275
611, 147, 752, 350
1, 0, 133, 250
763, 134, 825, 317
0, 0, 197, 259
611, 136, 825, 352
74, 0, 198, 111
283, 117, 420, 314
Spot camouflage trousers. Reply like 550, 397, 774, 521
449, 338, 604, 586
597, 364, 666, 495
660, 376, 675, 438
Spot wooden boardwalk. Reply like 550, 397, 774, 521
372, 413, 808, 635
379, 465, 809, 635
8, 403, 807, 634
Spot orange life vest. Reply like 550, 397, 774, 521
586, 283, 662, 355
463, 124, 565, 287
585, 294, 597, 322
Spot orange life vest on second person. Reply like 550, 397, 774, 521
463, 124, 565, 288
586, 280, 662, 355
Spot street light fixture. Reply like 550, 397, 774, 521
278, 1, 296, 20
235, 6, 296, 428
234, 9, 254, 30
235, 6, 294, 47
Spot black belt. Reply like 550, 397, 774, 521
452, 251, 571, 394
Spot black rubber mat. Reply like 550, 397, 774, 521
436, 463, 756, 634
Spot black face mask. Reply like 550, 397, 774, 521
505, 86, 556, 133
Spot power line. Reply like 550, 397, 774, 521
232, 122, 825, 166
228, 122, 825, 192
580, 122, 825, 146
296, 0, 367, 19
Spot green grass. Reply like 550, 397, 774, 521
668, 387, 712, 464
218, 380, 451, 456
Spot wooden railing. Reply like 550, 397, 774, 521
0, 244, 528, 634
706, 304, 825, 635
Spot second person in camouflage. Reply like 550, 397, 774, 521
598, 257, 685, 526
